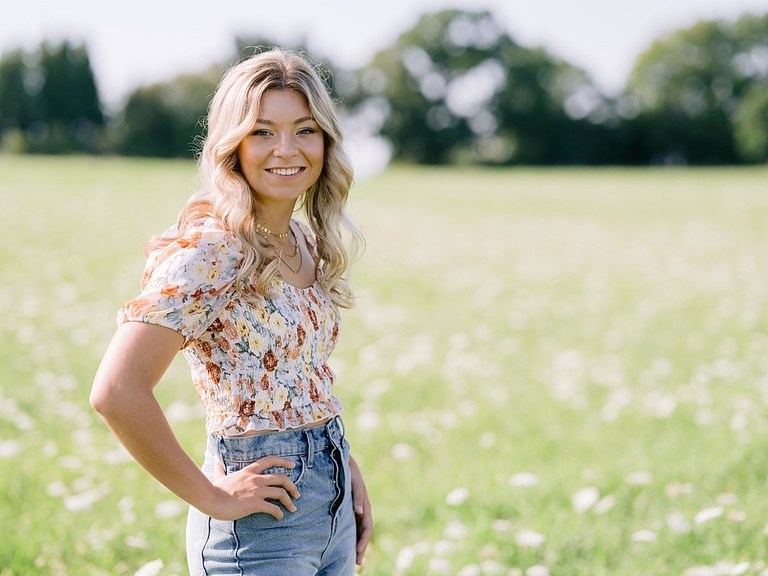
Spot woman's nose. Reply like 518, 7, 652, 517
273, 133, 298, 157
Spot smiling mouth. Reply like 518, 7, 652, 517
267, 167, 302, 176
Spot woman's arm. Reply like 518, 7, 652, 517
90, 321, 300, 520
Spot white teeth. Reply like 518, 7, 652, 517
269, 168, 300, 176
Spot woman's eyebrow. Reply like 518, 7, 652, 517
254, 116, 316, 125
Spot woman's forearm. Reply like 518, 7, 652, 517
92, 384, 219, 515
91, 322, 220, 515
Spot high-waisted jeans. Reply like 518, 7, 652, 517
186, 416, 356, 575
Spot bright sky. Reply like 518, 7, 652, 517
2, 0, 767, 111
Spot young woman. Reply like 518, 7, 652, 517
90, 49, 372, 575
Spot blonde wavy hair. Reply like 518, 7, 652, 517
147, 48, 363, 308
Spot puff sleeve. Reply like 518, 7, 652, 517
118, 222, 243, 343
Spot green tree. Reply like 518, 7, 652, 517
0, 41, 104, 153
0, 49, 31, 151
117, 68, 218, 157
338, 9, 607, 165
625, 12, 768, 164
37, 41, 104, 153
733, 84, 768, 162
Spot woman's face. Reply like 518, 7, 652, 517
237, 89, 325, 209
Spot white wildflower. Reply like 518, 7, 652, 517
433, 539, 455, 556
125, 534, 149, 549
667, 512, 692, 534
716, 493, 739, 506
508, 473, 540, 487
155, 499, 184, 519
445, 487, 470, 506
0, 440, 21, 458
58, 455, 82, 469
396, 547, 416, 572
515, 529, 546, 548
479, 560, 505, 575
625, 471, 653, 485
730, 562, 751, 575
444, 520, 468, 540
631, 530, 657, 542
428, 556, 452, 574
592, 495, 616, 515
134, 559, 163, 576
63, 484, 110, 512
526, 565, 550, 576
665, 482, 694, 497
694, 506, 723, 524
46, 481, 68, 497
356, 411, 381, 431
391, 443, 414, 460
572, 486, 600, 513
727, 510, 747, 522
479, 432, 496, 448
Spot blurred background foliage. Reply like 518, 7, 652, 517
0, 8, 766, 165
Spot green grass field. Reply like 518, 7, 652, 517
1, 156, 768, 576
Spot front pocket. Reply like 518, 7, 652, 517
262, 454, 307, 487
224, 454, 307, 487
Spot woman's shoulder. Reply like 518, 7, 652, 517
292, 218, 317, 253
156, 217, 243, 254
145, 217, 245, 278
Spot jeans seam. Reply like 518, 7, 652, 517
233, 518, 244, 575
200, 515, 212, 575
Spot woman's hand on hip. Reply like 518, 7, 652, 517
209, 455, 301, 521
349, 454, 373, 565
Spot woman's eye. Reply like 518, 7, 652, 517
298, 127, 317, 135
252, 129, 271, 136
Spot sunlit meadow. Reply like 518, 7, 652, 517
1, 156, 767, 575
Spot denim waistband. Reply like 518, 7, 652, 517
209, 416, 345, 463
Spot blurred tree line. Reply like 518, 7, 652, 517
1, 9, 767, 165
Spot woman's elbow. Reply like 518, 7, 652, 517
89, 378, 112, 415
89, 371, 124, 417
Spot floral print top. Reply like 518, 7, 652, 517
118, 217, 343, 436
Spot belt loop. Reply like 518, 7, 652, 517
216, 436, 227, 474
304, 429, 315, 468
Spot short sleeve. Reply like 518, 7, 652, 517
118, 222, 243, 342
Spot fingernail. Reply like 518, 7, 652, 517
355, 504, 364, 514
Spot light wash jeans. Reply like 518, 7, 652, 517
186, 416, 356, 575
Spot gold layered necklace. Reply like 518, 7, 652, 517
255, 222, 289, 239
257, 223, 302, 274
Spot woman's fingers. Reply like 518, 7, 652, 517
211, 454, 300, 520
252, 500, 286, 521
356, 506, 373, 564
242, 457, 301, 498
256, 485, 298, 514
349, 455, 373, 565
244, 455, 296, 474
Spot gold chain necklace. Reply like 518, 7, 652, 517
275, 229, 299, 258
277, 236, 302, 274
258, 227, 302, 274
255, 222, 289, 239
